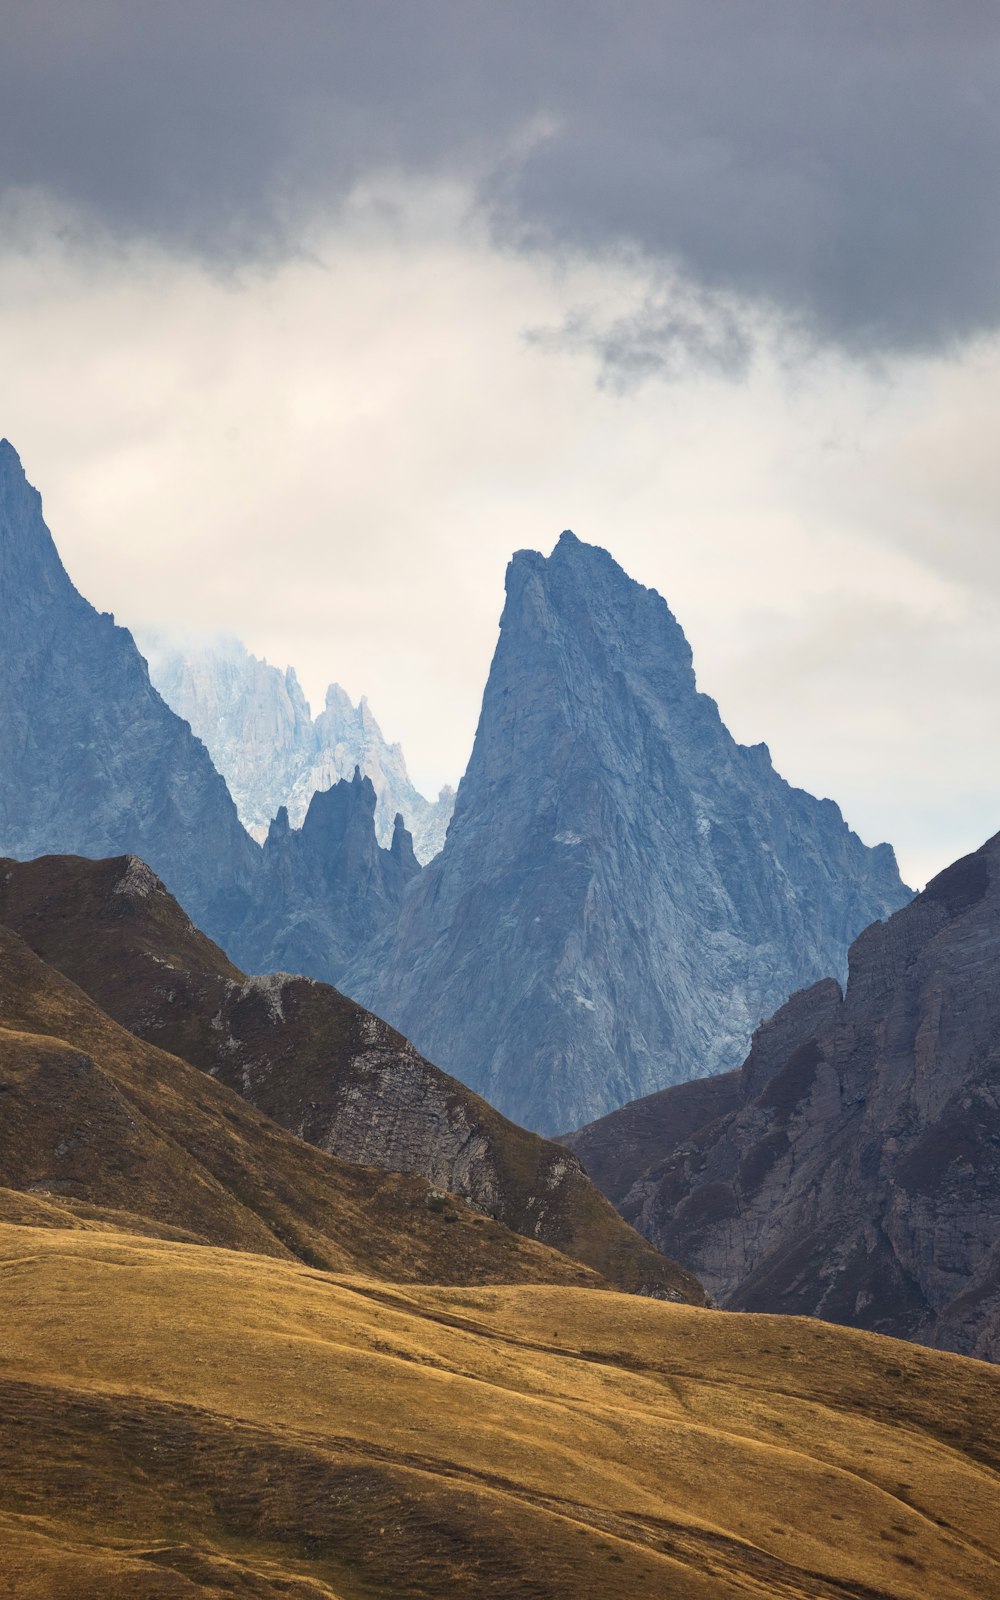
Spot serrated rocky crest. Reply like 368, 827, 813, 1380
343, 530, 911, 1134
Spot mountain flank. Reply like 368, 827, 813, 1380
344, 530, 911, 1134
0, 851, 699, 1301
563, 831, 1000, 1360
0, 914, 623, 1288
0, 438, 263, 944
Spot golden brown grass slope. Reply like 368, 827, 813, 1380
0, 922, 615, 1290
2, 1221, 999, 1599
0, 853, 699, 1300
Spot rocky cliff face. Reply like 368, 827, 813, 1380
344, 530, 911, 1135
140, 631, 455, 861
0, 441, 260, 941
564, 833, 1000, 1360
232, 768, 422, 983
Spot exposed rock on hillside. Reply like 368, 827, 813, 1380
0, 919, 606, 1288
563, 832, 1000, 1360
0, 852, 701, 1302
345, 530, 911, 1134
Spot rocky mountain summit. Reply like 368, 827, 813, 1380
140, 630, 455, 861
0, 851, 698, 1300
0, 440, 260, 941
564, 831, 1000, 1360
345, 530, 911, 1134
234, 767, 422, 983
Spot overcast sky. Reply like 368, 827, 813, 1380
4, 2, 1000, 887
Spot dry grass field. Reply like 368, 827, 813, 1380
2, 865, 999, 1596
2, 1220, 999, 1599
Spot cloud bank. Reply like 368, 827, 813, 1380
5, 2, 1000, 361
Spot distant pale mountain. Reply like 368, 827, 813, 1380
562, 832, 1000, 1361
138, 630, 454, 862
344, 531, 912, 1135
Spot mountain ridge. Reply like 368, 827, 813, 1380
139, 627, 455, 860
0, 442, 418, 980
0, 849, 699, 1301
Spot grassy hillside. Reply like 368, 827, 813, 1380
2, 1221, 999, 1598
0, 923, 609, 1289
0, 853, 700, 1299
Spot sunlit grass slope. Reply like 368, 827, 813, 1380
2, 1222, 999, 1599
0, 924, 609, 1289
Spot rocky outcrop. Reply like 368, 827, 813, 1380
232, 768, 421, 983
344, 530, 911, 1135
0, 851, 702, 1302
0, 916, 636, 1290
0, 440, 260, 942
140, 631, 455, 861
564, 833, 1000, 1360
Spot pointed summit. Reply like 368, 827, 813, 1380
343, 531, 910, 1135
0, 440, 75, 603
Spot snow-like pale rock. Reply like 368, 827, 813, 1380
138, 632, 454, 863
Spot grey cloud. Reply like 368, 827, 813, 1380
528, 290, 756, 389
4, 2, 1000, 356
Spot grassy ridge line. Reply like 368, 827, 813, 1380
0, 853, 702, 1301
0, 925, 607, 1289
2, 1221, 999, 1599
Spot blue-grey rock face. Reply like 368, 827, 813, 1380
344, 531, 911, 1135
0, 440, 260, 938
233, 768, 420, 982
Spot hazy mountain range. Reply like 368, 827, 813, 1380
0, 440, 909, 1133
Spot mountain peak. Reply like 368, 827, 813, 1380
346, 528, 910, 1134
